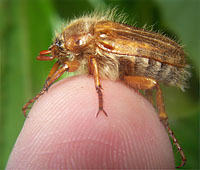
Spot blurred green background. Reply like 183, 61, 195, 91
0, 0, 199, 169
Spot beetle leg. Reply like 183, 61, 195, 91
145, 89, 154, 105
22, 60, 80, 117
44, 61, 60, 91
124, 76, 157, 90
46, 61, 60, 80
43, 60, 79, 90
22, 61, 61, 117
124, 76, 186, 168
22, 64, 67, 117
88, 57, 93, 75
156, 85, 186, 168
90, 57, 107, 117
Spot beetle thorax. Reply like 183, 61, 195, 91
62, 19, 96, 54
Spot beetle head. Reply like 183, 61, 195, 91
37, 19, 95, 61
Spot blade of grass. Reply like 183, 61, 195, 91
0, 0, 56, 168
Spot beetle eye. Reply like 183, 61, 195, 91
75, 39, 80, 45
54, 37, 63, 47
75, 39, 85, 46
56, 41, 61, 47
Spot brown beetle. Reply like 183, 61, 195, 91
23, 10, 190, 168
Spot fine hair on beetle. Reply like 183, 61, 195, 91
23, 8, 190, 168
51, 8, 190, 91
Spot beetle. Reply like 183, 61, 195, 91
22, 9, 190, 168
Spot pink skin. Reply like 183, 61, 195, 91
6, 75, 175, 169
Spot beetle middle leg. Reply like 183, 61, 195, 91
123, 75, 186, 168
90, 57, 108, 117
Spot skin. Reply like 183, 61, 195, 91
6, 75, 175, 169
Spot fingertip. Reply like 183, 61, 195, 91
7, 75, 175, 169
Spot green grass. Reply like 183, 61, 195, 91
0, 0, 199, 169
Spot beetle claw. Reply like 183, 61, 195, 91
96, 109, 108, 117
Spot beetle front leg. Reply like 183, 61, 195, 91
44, 60, 79, 89
22, 63, 66, 117
22, 61, 61, 117
22, 60, 79, 117
43, 61, 60, 91
90, 57, 108, 117
124, 76, 186, 168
